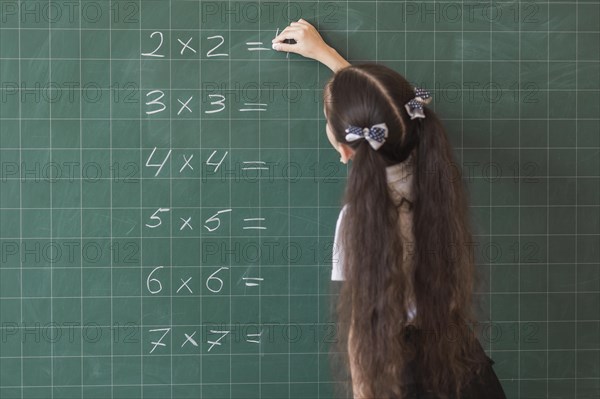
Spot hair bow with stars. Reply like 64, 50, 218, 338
404, 87, 432, 120
344, 123, 389, 151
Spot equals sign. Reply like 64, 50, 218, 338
246, 331, 263, 344
243, 217, 266, 230
242, 161, 268, 171
246, 41, 270, 51
239, 102, 267, 112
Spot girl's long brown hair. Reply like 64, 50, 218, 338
325, 64, 487, 398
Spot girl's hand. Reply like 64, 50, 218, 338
272, 19, 350, 72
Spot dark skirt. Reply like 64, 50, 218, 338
400, 326, 507, 399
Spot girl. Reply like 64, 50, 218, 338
273, 20, 507, 399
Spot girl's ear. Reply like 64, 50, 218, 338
339, 143, 355, 164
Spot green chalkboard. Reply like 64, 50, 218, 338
0, 1, 599, 398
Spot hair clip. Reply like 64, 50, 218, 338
404, 87, 432, 120
344, 123, 388, 151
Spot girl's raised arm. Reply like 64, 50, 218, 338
272, 19, 350, 72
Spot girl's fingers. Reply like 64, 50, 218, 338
272, 27, 301, 43
283, 19, 312, 33
272, 18, 318, 54
296, 18, 312, 27
271, 27, 300, 43
271, 42, 296, 53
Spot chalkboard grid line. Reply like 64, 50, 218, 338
312, 6, 319, 394
546, 4, 550, 397
2, 292, 600, 300
0, 54, 599, 62
489, 0, 494, 366
110, 0, 115, 396
6, 144, 600, 151
1, 232, 598, 241
2, 175, 600, 183
0, 381, 371, 389
7, 27, 600, 34
0, 377, 597, 391
2, 86, 600, 91
574, 2, 579, 398
6, 54, 600, 61
0, 320, 589, 333
259, 1, 264, 396
1, 378, 598, 391
79, 0, 84, 398
170, 1, 174, 397
229, 1, 233, 397
3, 204, 600, 211
196, 0, 202, 396
0, 321, 598, 331
139, 0, 144, 395
48, 0, 55, 395
287, 2, 290, 398
4, 115, 600, 121
518, 3, 522, 396
1, 145, 600, 152
175, 0, 179, 398
470, 0, 493, 384
18, 0, 24, 397
9, 0, 600, 7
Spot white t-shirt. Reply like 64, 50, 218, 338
331, 155, 417, 320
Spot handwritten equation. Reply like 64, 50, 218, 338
139, 28, 288, 355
